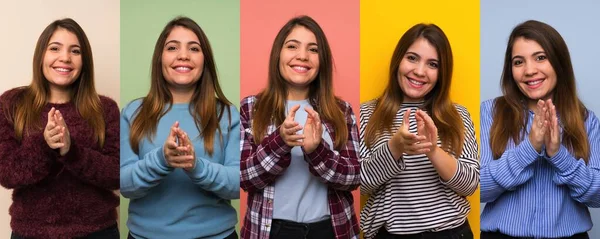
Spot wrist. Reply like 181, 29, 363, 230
387, 140, 403, 159
426, 146, 441, 159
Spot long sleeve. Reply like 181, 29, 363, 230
359, 102, 406, 195
56, 97, 120, 190
0, 90, 55, 189
480, 99, 541, 203
120, 102, 173, 199
546, 111, 600, 207
185, 105, 241, 200
439, 105, 480, 196
239, 96, 292, 193
302, 100, 360, 191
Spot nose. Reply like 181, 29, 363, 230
296, 48, 309, 61
524, 62, 538, 76
58, 49, 71, 63
413, 62, 426, 77
177, 49, 190, 60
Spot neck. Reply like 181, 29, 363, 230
48, 85, 71, 104
287, 86, 309, 101
170, 86, 194, 104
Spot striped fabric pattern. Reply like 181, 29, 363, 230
359, 100, 479, 239
480, 99, 600, 238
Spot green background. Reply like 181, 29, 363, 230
120, 0, 240, 238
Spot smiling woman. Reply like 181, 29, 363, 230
119, 16, 240, 239
480, 20, 599, 239
359, 23, 479, 239
240, 15, 361, 239
0, 18, 120, 238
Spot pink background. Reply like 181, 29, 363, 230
240, 0, 360, 226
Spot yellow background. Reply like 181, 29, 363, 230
360, 0, 480, 237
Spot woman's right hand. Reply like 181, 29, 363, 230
279, 104, 305, 147
388, 108, 430, 159
163, 121, 194, 169
529, 99, 548, 153
44, 107, 65, 149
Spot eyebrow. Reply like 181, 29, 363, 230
406, 51, 438, 61
165, 40, 201, 46
284, 39, 318, 46
511, 51, 545, 61
47, 42, 81, 48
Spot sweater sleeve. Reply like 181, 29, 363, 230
546, 111, 600, 207
185, 105, 241, 200
301, 100, 360, 191
0, 89, 56, 189
359, 101, 405, 195
439, 105, 480, 196
239, 96, 293, 193
56, 97, 120, 190
120, 101, 174, 199
480, 99, 540, 203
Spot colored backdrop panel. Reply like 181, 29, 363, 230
240, 0, 360, 227
0, 0, 120, 237
480, 0, 600, 237
360, 0, 480, 237
120, 0, 240, 238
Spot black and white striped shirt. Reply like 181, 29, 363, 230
359, 100, 479, 239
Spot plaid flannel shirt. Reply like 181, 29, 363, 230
239, 95, 360, 239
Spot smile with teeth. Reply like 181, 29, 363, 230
54, 67, 72, 72
174, 66, 192, 72
526, 79, 544, 85
291, 65, 310, 73
407, 77, 425, 86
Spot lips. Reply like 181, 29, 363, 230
524, 78, 544, 89
173, 65, 193, 73
406, 76, 426, 88
290, 65, 311, 73
53, 66, 73, 75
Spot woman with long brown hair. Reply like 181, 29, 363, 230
240, 15, 360, 239
0, 18, 120, 238
480, 20, 600, 239
359, 23, 479, 239
120, 17, 240, 239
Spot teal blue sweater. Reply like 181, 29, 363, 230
120, 99, 240, 239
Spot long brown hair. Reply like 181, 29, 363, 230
252, 15, 348, 150
6, 18, 106, 147
129, 16, 232, 156
490, 20, 589, 162
364, 23, 464, 156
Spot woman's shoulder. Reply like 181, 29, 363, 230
98, 95, 119, 109
360, 99, 378, 111
334, 97, 354, 112
585, 108, 600, 128
0, 87, 27, 104
120, 98, 144, 118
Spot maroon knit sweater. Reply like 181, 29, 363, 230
0, 88, 120, 238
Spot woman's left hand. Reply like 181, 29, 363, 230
176, 128, 196, 171
303, 107, 323, 154
544, 99, 560, 157
54, 110, 71, 156
415, 109, 438, 157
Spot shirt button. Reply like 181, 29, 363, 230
267, 199, 273, 204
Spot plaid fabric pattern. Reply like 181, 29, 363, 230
240, 95, 360, 239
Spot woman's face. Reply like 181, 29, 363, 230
42, 28, 82, 88
279, 26, 320, 89
511, 37, 557, 102
161, 26, 204, 89
397, 37, 439, 103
